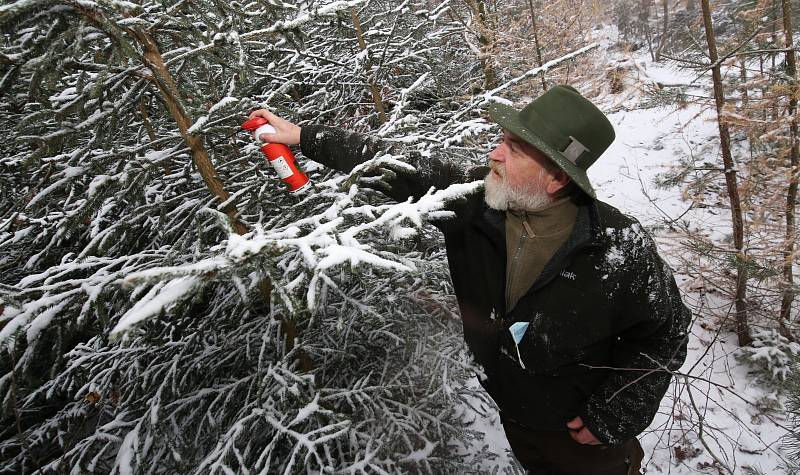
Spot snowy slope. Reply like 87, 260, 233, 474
597, 59, 791, 475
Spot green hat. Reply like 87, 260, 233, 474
487, 85, 615, 198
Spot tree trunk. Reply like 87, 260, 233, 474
700, 0, 752, 346
780, 0, 798, 339
654, 0, 669, 62
464, 0, 497, 90
772, 0, 779, 120
130, 29, 248, 235
739, 57, 756, 162
129, 28, 315, 365
350, 9, 387, 124
526, 0, 547, 90
760, 55, 768, 131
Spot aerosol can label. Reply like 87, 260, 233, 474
271, 156, 293, 179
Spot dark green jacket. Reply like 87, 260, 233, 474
300, 125, 691, 446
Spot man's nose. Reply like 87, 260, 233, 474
489, 144, 505, 163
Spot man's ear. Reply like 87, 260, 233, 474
546, 170, 571, 196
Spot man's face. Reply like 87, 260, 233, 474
484, 130, 563, 211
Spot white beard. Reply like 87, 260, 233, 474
484, 167, 553, 211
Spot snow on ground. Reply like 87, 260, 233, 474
459, 53, 793, 473
595, 59, 791, 475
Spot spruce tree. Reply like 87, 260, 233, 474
0, 1, 505, 472
0, 0, 602, 471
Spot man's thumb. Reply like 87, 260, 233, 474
566, 417, 584, 429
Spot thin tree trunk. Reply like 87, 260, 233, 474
772, 0, 779, 120
739, 57, 756, 162
641, 0, 655, 61
738, 58, 748, 109
645, 23, 655, 62
129, 29, 317, 365
130, 28, 248, 235
700, 0, 752, 346
780, 0, 798, 339
654, 0, 669, 62
350, 9, 387, 124
760, 55, 768, 131
138, 28, 315, 366
464, 0, 497, 90
526, 0, 547, 90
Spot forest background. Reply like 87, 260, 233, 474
1, 0, 800, 473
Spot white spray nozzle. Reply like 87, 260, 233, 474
254, 124, 276, 143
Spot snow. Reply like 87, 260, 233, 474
121, 257, 229, 287
88, 174, 113, 198
442, 119, 494, 148
26, 166, 86, 208
316, 244, 414, 273
49, 87, 78, 104
0, 290, 81, 349
110, 276, 202, 340
208, 96, 239, 114
115, 427, 139, 475
397, 439, 437, 463
187, 116, 208, 134
26, 298, 70, 344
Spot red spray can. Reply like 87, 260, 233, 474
241, 117, 312, 194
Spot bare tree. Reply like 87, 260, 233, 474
526, 0, 548, 90
350, 8, 388, 124
700, 0, 752, 346
654, 0, 670, 61
464, 0, 498, 89
779, 0, 798, 339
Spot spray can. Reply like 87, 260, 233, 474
241, 116, 312, 194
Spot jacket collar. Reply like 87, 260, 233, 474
477, 196, 606, 298
573, 197, 605, 250
477, 203, 506, 252
477, 195, 604, 251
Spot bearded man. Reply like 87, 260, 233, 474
250, 85, 691, 475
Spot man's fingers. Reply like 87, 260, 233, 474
569, 428, 588, 444
248, 108, 268, 119
566, 416, 598, 445
580, 428, 601, 445
248, 108, 280, 123
569, 427, 601, 446
565, 416, 584, 430
248, 109, 301, 145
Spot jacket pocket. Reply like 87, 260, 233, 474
509, 281, 613, 375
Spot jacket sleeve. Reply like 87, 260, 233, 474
299, 125, 482, 204
580, 230, 691, 446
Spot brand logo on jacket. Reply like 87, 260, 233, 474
560, 270, 576, 281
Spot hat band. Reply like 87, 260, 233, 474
561, 136, 591, 167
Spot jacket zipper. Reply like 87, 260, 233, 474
506, 212, 533, 310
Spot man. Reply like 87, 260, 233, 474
250, 85, 691, 474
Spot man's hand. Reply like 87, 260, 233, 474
248, 109, 301, 145
566, 416, 601, 445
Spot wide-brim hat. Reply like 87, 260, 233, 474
487, 85, 615, 199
